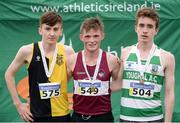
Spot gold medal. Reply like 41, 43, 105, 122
91, 86, 96, 92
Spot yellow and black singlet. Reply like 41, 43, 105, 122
28, 42, 69, 118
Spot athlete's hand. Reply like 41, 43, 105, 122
16, 103, 33, 122
117, 58, 123, 66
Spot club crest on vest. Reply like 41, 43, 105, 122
98, 69, 106, 78
125, 61, 135, 70
151, 64, 159, 74
56, 54, 64, 66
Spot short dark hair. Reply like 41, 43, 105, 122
80, 16, 104, 34
135, 7, 160, 29
40, 11, 63, 27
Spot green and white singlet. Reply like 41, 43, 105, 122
120, 45, 165, 121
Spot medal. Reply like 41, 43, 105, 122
140, 75, 144, 83
136, 43, 157, 84
82, 49, 102, 82
91, 86, 96, 92
39, 42, 58, 78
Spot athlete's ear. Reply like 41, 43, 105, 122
39, 26, 42, 35
59, 28, 63, 37
155, 28, 159, 35
80, 33, 84, 42
135, 25, 137, 33
101, 32, 105, 40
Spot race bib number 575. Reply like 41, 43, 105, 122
39, 83, 60, 99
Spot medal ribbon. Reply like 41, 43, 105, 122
136, 43, 157, 81
82, 49, 102, 81
39, 42, 58, 78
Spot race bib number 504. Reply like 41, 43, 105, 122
38, 83, 60, 99
129, 82, 154, 98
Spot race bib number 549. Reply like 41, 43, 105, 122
74, 80, 109, 96
39, 83, 60, 99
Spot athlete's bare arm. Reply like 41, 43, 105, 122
107, 52, 121, 91
161, 50, 175, 122
5, 44, 33, 122
64, 45, 75, 56
66, 52, 78, 82
110, 46, 133, 91
64, 45, 75, 81
121, 46, 133, 61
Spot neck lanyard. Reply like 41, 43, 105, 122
39, 42, 58, 78
82, 49, 102, 81
136, 43, 156, 82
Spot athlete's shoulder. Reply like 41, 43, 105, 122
67, 52, 78, 72
122, 45, 134, 53
19, 43, 33, 55
160, 48, 174, 60
15, 43, 33, 63
57, 43, 75, 56
106, 51, 119, 66
160, 48, 175, 68
105, 51, 120, 73
69, 51, 82, 64
121, 45, 134, 60
60, 44, 75, 56
106, 51, 118, 60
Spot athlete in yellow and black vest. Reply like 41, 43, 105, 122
27, 42, 70, 121
5, 11, 75, 122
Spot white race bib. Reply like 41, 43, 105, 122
129, 82, 154, 98
74, 80, 109, 96
39, 82, 60, 99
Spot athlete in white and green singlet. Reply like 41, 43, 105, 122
112, 7, 175, 122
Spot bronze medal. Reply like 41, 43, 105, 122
140, 75, 144, 84
140, 79, 144, 83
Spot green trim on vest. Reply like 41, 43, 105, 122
127, 53, 137, 62
120, 105, 163, 117
123, 70, 164, 85
150, 56, 161, 65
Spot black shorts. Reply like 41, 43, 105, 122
71, 111, 114, 122
120, 118, 164, 123
33, 113, 71, 122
